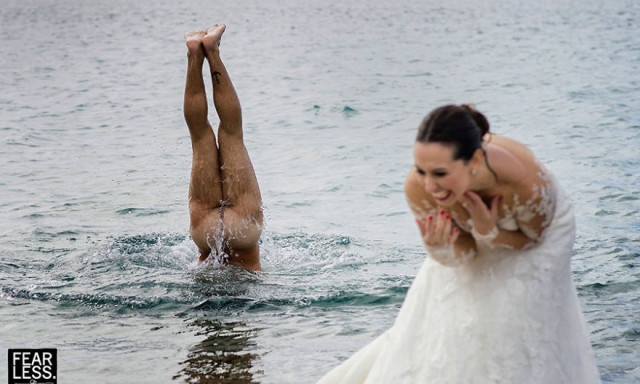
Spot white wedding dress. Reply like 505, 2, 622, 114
318, 182, 601, 384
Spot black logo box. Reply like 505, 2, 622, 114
8, 349, 57, 384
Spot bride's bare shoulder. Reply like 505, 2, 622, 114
487, 135, 541, 185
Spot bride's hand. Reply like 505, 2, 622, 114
416, 209, 460, 247
461, 191, 501, 236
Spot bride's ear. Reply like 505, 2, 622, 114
470, 148, 484, 169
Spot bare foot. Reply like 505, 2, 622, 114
184, 30, 207, 56
202, 24, 226, 53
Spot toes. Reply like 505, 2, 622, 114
206, 24, 226, 35
185, 30, 207, 41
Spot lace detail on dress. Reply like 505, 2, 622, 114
318, 175, 601, 384
513, 163, 557, 248
426, 244, 476, 266
471, 224, 499, 246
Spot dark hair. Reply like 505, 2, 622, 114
416, 104, 490, 163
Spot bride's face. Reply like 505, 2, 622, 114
413, 142, 471, 206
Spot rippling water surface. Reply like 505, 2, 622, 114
1, 0, 639, 383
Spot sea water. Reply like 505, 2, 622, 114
1, 0, 638, 382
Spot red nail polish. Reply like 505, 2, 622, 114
428, 215, 433, 221
440, 209, 445, 215
446, 214, 450, 220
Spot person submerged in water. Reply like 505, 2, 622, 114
183, 24, 263, 271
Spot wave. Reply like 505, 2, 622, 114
85, 232, 195, 269
0, 286, 187, 312
1, 231, 417, 317
579, 280, 640, 296
183, 284, 408, 313
0, 282, 407, 316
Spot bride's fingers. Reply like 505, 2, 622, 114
463, 191, 483, 211
433, 211, 442, 244
448, 227, 460, 243
490, 195, 502, 219
422, 215, 435, 244
428, 214, 445, 246
420, 212, 459, 246
443, 213, 452, 238
434, 211, 445, 242
461, 196, 475, 213
438, 211, 450, 243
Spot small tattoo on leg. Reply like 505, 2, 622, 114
212, 71, 222, 84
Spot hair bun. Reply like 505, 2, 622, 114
461, 104, 490, 137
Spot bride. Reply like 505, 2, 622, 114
318, 105, 601, 383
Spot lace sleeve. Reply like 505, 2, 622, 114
513, 166, 557, 246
